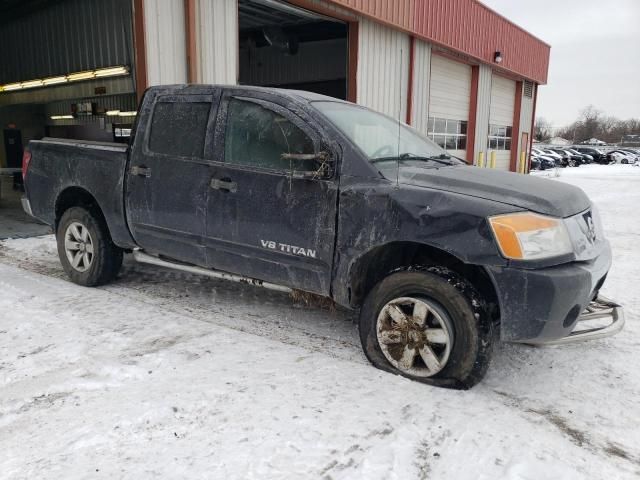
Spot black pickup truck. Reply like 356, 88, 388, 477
21, 85, 624, 388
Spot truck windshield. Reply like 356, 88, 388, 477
312, 101, 463, 169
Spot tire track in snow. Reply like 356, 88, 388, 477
493, 389, 640, 470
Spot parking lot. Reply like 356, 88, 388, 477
0, 164, 639, 479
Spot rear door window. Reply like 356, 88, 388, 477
149, 101, 211, 158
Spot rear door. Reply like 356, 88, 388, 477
204, 92, 339, 295
126, 91, 219, 265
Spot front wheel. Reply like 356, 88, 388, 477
56, 206, 123, 286
358, 267, 494, 389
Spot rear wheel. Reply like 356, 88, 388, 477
359, 267, 493, 389
56, 207, 123, 286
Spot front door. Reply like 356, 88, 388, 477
204, 93, 338, 295
126, 92, 218, 265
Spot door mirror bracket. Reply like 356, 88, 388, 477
281, 151, 333, 179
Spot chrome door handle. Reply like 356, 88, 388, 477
210, 177, 237, 193
130, 165, 151, 177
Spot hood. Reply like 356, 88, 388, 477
398, 165, 591, 218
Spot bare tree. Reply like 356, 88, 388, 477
552, 105, 640, 144
534, 117, 553, 141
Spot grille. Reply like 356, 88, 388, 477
523, 81, 534, 98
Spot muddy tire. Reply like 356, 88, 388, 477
358, 267, 493, 389
56, 206, 123, 287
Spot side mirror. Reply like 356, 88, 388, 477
281, 151, 333, 179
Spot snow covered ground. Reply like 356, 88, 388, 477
1, 164, 639, 479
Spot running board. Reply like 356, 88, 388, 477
132, 250, 292, 294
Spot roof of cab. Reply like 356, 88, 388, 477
146, 84, 348, 105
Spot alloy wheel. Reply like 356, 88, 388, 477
64, 221, 95, 272
376, 296, 454, 377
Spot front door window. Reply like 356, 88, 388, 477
224, 98, 316, 171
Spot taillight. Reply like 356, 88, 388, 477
22, 150, 31, 180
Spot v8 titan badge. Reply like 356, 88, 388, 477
260, 240, 317, 258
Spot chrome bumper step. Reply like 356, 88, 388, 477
537, 295, 625, 346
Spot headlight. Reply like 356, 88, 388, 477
488, 212, 573, 260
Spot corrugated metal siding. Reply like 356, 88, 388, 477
0, 0, 134, 84
357, 18, 409, 120
410, 39, 431, 133
429, 55, 471, 120
489, 73, 515, 170
472, 64, 492, 166
239, 39, 347, 86
144, 0, 187, 85
197, 0, 238, 84
325, 0, 550, 84
0, 76, 135, 106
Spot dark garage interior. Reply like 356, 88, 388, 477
238, 0, 349, 99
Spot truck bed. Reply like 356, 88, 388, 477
25, 137, 136, 248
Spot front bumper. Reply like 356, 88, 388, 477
487, 243, 624, 343
535, 295, 624, 345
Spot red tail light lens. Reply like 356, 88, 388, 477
22, 150, 31, 179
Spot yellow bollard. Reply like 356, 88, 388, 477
490, 151, 496, 169
478, 151, 484, 168
520, 151, 526, 173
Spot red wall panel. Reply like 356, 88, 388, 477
325, 0, 550, 84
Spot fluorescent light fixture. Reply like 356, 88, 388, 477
106, 110, 121, 116
118, 111, 137, 117
21, 79, 43, 89
67, 70, 96, 81
1, 65, 129, 93
51, 115, 74, 120
95, 66, 128, 77
42, 76, 67, 86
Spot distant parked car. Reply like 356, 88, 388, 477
568, 149, 593, 164
619, 149, 640, 163
540, 154, 561, 168
530, 156, 541, 171
572, 146, 608, 164
537, 149, 568, 167
548, 148, 581, 167
607, 150, 637, 164
530, 154, 556, 170
532, 147, 546, 156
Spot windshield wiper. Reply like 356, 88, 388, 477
371, 153, 460, 166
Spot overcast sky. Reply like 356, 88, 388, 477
481, 0, 640, 129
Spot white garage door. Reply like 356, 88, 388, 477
489, 74, 516, 171
427, 55, 472, 160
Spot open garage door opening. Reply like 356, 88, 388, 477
238, 0, 349, 100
